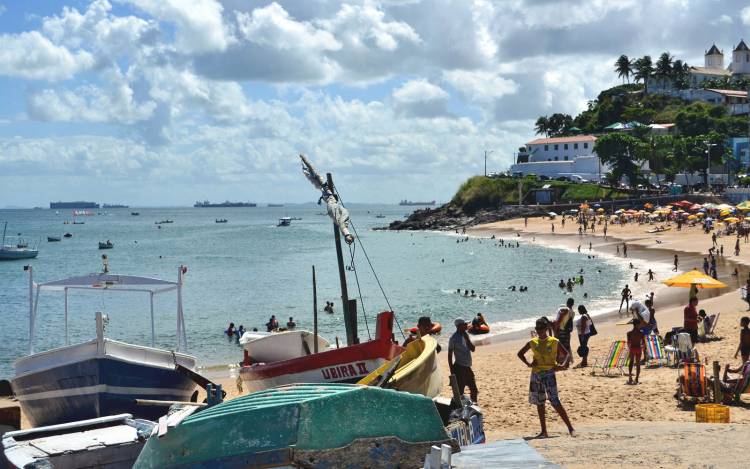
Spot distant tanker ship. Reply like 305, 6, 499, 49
50, 201, 100, 209
398, 200, 436, 206
194, 200, 257, 208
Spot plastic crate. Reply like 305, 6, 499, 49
695, 403, 730, 423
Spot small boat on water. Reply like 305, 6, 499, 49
131, 212, 140, 216
277, 216, 292, 226
0, 222, 39, 260
214, 218, 227, 223
375, 213, 386, 218
72, 221, 85, 225
47, 236, 61, 242
2, 413, 155, 469
98, 240, 114, 249
63, 232, 72, 238
12, 265, 197, 427
240, 330, 330, 364
155, 220, 173, 224
133, 384, 457, 469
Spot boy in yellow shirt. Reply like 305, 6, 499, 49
517, 317, 576, 438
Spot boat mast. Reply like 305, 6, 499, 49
2, 221, 6, 247
326, 173, 359, 345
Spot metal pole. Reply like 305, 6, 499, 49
177, 265, 184, 352
312, 266, 318, 354
713, 360, 721, 403
326, 173, 357, 345
150, 291, 155, 348
25, 265, 33, 354
64, 288, 69, 346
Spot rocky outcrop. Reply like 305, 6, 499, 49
381, 205, 548, 231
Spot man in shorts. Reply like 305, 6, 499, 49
517, 318, 575, 438
448, 318, 478, 403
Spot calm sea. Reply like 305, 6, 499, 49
0, 205, 630, 378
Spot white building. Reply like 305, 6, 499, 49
687, 41, 750, 88
509, 135, 609, 181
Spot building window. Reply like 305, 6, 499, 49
746, 53, 749, 62
554, 144, 559, 150
574, 143, 578, 149
564, 143, 568, 150
564, 156, 568, 160
544, 145, 549, 151
583, 142, 588, 149
554, 156, 558, 161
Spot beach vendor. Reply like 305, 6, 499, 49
517, 317, 575, 438
448, 318, 478, 403
628, 301, 652, 335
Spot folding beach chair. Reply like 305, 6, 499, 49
706, 313, 720, 339
676, 362, 710, 404
645, 334, 666, 367
665, 332, 698, 367
591, 340, 629, 376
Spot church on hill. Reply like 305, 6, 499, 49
689, 40, 750, 88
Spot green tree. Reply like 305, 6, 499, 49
633, 56, 654, 94
547, 113, 573, 136
615, 55, 633, 84
534, 116, 550, 136
655, 52, 673, 80
594, 133, 645, 186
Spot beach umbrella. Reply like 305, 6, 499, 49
548, 212, 558, 218
724, 217, 740, 223
579, 203, 590, 210
687, 215, 697, 220
737, 200, 750, 211
720, 209, 732, 217
717, 204, 734, 211
663, 269, 727, 289
644, 203, 654, 209
689, 204, 702, 211
597, 208, 605, 213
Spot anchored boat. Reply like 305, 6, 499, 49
12, 265, 197, 427
0, 222, 38, 260
240, 329, 330, 363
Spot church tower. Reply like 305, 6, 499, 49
705, 44, 723, 68
732, 39, 750, 75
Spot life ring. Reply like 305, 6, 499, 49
408, 322, 442, 335
468, 324, 490, 335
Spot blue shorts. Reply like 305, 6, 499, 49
529, 370, 561, 407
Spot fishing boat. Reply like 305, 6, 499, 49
12, 264, 197, 427
63, 232, 72, 238
240, 329, 330, 363
47, 236, 61, 242
99, 240, 114, 249
133, 384, 457, 469
358, 334, 442, 398
3, 414, 155, 469
154, 220, 173, 225
277, 216, 292, 226
131, 212, 140, 216
214, 218, 228, 223
375, 213, 386, 218
0, 222, 38, 260
240, 312, 403, 391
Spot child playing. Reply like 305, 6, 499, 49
627, 318, 646, 384
734, 316, 750, 363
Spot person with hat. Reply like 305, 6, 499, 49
517, 317, 575, 438
448, 318, 477, 403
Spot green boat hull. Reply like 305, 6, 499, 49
134, 384, 454, 469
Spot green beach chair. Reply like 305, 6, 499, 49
591, 340, 629, 376
645, 334, 666, 367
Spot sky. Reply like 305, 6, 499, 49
2, 0, 750, 206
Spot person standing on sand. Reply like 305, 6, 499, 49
525, 216, 528, 227
448, 318, 478, 403
683, 297, 699, 344
553, 301, 575, 366
673, 254, 679, 272
734, 316, 750, 362
551, 223, 555, 233
603, 224, 608, 239
623, 243, 628, 258
619, 284, 631, 313
626, 318, 646, 385
517, 318, 575, 438
736, 238, 741, 256
703, 257, 709, 275
744, 279, 750, 311
574, 305, 593, 368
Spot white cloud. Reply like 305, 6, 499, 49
0, 4, 6, 16
741, 6, 750, 25
124, 0, 232, 53
0, 31, 94, 80
392, 79, 451, 118
443, 69, 518, 102
237, 3, 340, 52
319, 2, 421, 52
711, 14, 733, 25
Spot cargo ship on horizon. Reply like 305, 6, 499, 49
102, 203, 129, 208
398, 199, 436, 206
194, 200, 257, 208
50, 201, 100, 209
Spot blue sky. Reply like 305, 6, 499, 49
2, 0, 750, 207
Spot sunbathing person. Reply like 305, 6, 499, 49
735, 316, 750, 363
713, 362, 750, 403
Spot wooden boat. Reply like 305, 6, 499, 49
240, 329, 330, 363
98, 241, 114, 249
240, 312, 403, 392
358, 334, 442, 398
3, 414, 155, 469
133, 384, 457, 469
12, 266, 197, 427
47, 236, 61, 242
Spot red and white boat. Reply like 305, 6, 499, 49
240, 311, 404, 392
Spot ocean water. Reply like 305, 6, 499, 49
0, 205, 631, 378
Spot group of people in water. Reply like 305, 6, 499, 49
456, 289, 489, 300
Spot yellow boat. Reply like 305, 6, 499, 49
357, 334, 442, 398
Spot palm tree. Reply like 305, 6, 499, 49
655, 52, 673, 79
615, 55, 632, 84
534, 116, 550, 137
633, 55, 654, 94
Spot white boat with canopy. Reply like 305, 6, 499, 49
239, 330, 330, 364
12, 262, 197, 427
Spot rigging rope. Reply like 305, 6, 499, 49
332, 187, 407, 341
347, 242, 371, 341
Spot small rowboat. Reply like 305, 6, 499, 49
240, 330, 330, 363
47, 236, 61, 242
98, 241, 114, 249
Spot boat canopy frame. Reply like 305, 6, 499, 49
24, 266, 188, 355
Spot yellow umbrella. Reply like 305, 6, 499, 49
687, 215, 697, 220
663, 269, 727, 289
596, 208, 605, 213
737, 200, 750, 211
724, 217, 740, 223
